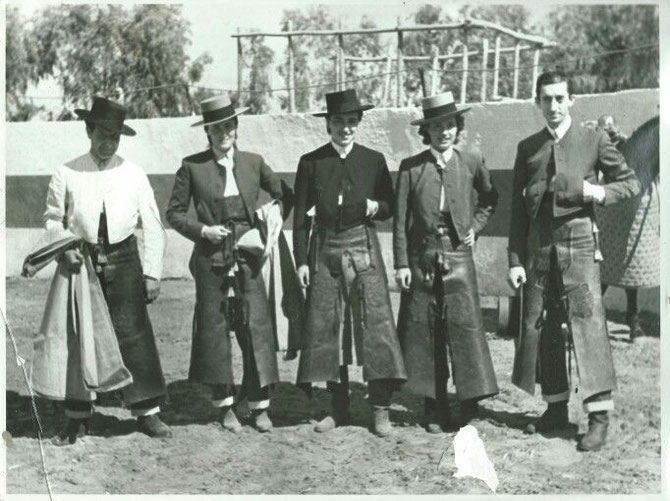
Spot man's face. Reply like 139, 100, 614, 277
426, 116, 458, 152
207, 119, 237, 154
327, 112, 361, 147
87, 123, 121, 162
536, 81, 574, 129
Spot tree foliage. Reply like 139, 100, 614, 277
9, 4, 212, 121
6, 7, 43, 120
277, 6, 383, 112
541, 5, 659, 94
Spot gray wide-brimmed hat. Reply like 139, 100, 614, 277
410, 91, 470, 126
191, 94, 250, 127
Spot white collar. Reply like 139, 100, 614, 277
430, 146, 453, 167
214, 147, 235, 166
331, 141, 354, 159
547, 115, 572, 142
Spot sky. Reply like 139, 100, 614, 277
12, 0, 556, 106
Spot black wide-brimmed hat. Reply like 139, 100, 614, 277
312, 89, 374, 117
74, 97, 136, 136
191, 94, 249, 127
410, 91, 470, 126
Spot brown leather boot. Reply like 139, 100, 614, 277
525, 401, 569, 434
51, 418, 90, 446
137, 414, 172, 438
578, 411, 609, 451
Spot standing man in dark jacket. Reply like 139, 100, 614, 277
293, 89, 407, 437
394, 92, 499, 433
508, 71, 640, 451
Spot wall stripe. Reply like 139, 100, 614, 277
5, 169, 514, 236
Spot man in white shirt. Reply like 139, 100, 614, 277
45, 97, 171, 445
507, 72, 639, 452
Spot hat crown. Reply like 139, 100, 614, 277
421, 91, 455, 111
88, 97, 127, 121
200, 94, 233, 113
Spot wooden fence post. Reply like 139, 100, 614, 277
480, 38, 489, 102
287, 20, 296, 112
531, 47, 541, 99
430, 44, 439, 95
492, 35, 501, 99
237, 28, 244, 100
396, 17, 403, 107
338, 32, 345, 91
460, 43, 469, 104
382, 46, 393, 106
513, 42, 521, 99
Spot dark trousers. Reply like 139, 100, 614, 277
326, 366, 393, 407
540, 248, 612, 407
210, 325, 270, 404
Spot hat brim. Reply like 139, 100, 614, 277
312, 104, 375, 117
74, 109, 137, 136
410, 106, 471, 126
191, 107, 250, 127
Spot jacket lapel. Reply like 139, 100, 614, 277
232, 149, 255, 223
203, 151, 225, 223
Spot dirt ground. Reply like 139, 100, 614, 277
4, 277, 661, 495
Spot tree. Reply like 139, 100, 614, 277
241, 35, 276, 114
6, 7, 43, 120
541, 5, 659, 94
278, 6, 383, 112
26, 4, 212, 119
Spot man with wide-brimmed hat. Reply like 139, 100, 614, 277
394, 91, 499, 433
293, 88, 407, 437
166, 93, 294, 433
508, 71, 640, 451
41, 96, 171, 444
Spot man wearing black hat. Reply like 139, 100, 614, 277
44, 97, 171, 444
293, 89, 407, 437
508, 71, 640, 451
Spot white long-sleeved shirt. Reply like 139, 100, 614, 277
44, 152, 166, 279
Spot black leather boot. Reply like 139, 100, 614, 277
51, 418, 90, 446
460, 399, 480, 424
137, 414, 172, 438
525, 401, 569, 434
578, 411, 609, 451
315, 391, 351, 432
424, 398, 451, 433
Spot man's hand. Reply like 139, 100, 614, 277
366, 199, 379, 218
395, 267, 412, 290
508, 266, 527, 289
583, 181, 606, 204
145, 276, 161, 304
463, 228, 476, 247
63, 249, 84, 273
297, 264, 310, 288
202, 225, 231, 244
